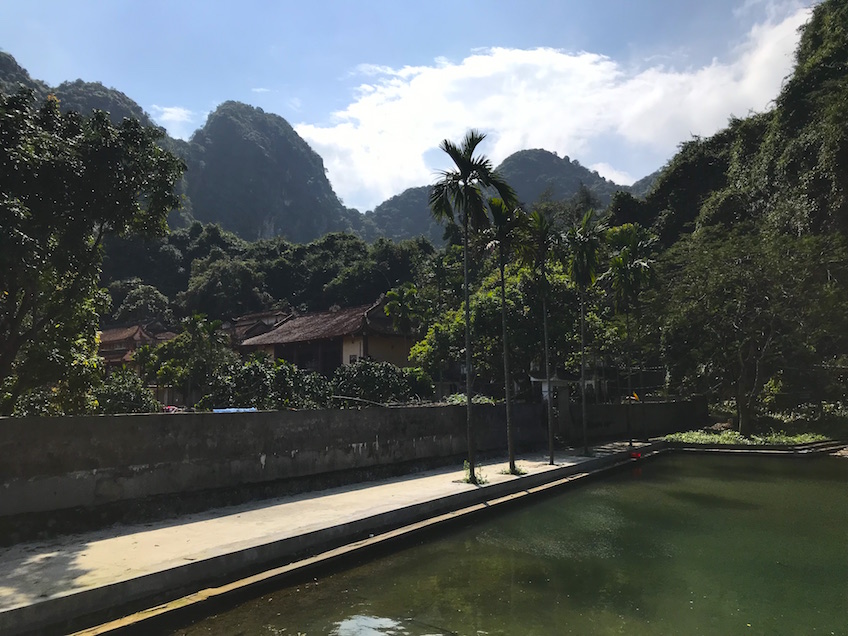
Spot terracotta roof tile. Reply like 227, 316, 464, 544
242, 300, 398, 346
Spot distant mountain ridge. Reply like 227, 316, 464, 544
0, 51, 659, 244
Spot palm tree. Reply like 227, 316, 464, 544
487, 197, 525, 474
565, 209, 608, 456
604, 223, 656, 445
518, 208, 559, 465
429, 130, 516, 484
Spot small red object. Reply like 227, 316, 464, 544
630, 451, 642, 459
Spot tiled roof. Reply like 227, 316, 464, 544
242, 300, 398, 346
99, 325, 152, 344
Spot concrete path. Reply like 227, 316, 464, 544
0, 442, 649, 635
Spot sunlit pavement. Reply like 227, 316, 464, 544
0, 441, 654, 634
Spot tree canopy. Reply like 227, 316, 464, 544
0, 89, 185, 414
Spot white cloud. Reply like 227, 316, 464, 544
149, 105, 197, 140
251, 87, 271, 93
591, 163, 635, 186
298, 5, 809, 212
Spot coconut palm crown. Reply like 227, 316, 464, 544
429, 129, 516, 483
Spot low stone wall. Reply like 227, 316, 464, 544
0, 398, 705, 522
0, 404, 544, 518
558, 395, 710, 441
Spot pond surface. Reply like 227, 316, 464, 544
175, 454, 847, 635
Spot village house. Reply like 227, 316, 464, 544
240, 299, 411, 376
97, 324, 177, 372
221, 309, 291, 345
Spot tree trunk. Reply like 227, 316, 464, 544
500, 256, 516, 473
625, 310, 633, 447
463, 218, 477, 484
736, 365, 752, 436
542, 292, 555, 465
580, 292, 589, 455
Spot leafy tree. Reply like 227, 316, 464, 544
603, 223, 656, 443
94, 368, 161, 414
487, 198, 526, 473
0, 89, 184, 414
331, 359, 413, 406
564, 210, 609, 454
114, 284, 173, 325
518, 208, 560, 464
429, 130, 516, 483
147, 314, 239, 407
384, 282, 422, 337
178, 253, 273, 319
662, 228, 848, 434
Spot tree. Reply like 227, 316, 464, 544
94, 368, 162, 414
0, 89, 184, 414
147, 314, 239, 407
429, 130, 516, 483
487, 198, 525, 473
603, 223, 656, 444
518, 208, 560, 464
113, 284, 173, 325
662, 228, 848, 434
565, 209, 609, 455
384, 282, 422, 337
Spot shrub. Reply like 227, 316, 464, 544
94, 368, 162, 414
331, 360, 410, 405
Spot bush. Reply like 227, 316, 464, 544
331, 360, 411, 405
94, 368, 162, 414
402, 367, 434, 399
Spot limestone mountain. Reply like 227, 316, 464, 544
497, 149, 624, 207
359, 149, 659, 245
52, 79, 156, 127
361, 186, 445, 245
0, 52, 48, 97
0, 51, 661, 245
184, 101, 357, 243
609, 0, 848, 245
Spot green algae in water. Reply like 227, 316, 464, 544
175, 455, 848, 635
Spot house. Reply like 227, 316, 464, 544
98, 324, 176, 372
241, 299, 411, 375
221, 309, 291, 345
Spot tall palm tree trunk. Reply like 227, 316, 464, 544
542, 287, 555, 465
625, 310, 633, 447
580, 291, 589, 455
463, 217, 477, 484
500, 254, 516, 473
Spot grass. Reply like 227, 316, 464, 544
463, 460, 488, 484
499, 465, 528, 476
444, 393, 496, 405
664, 429, 829, 445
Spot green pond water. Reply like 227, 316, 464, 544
175, 454, 847, 635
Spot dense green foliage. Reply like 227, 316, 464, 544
2, 0, 847, 438
94, 368, 162, 414
664, 430, 828, 445
101, 226, 435, 321
0, 89, 185, 415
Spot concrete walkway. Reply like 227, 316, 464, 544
0, 442, 651, 635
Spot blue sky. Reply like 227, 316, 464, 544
1, 0, 813, 211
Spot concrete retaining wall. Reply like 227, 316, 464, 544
558, 395, 710, 440
0, 398, 705, 519
0, 404, 545, 517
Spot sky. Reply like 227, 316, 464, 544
1, 0, 814, 212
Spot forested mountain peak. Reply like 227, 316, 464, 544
184, 100, 355, 242
52, 79, 155, 127
609, 0, 848, 245
496, 148, 623, 207
0, 51, 661, 246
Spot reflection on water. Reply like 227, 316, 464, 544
175, 455, 848, 636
